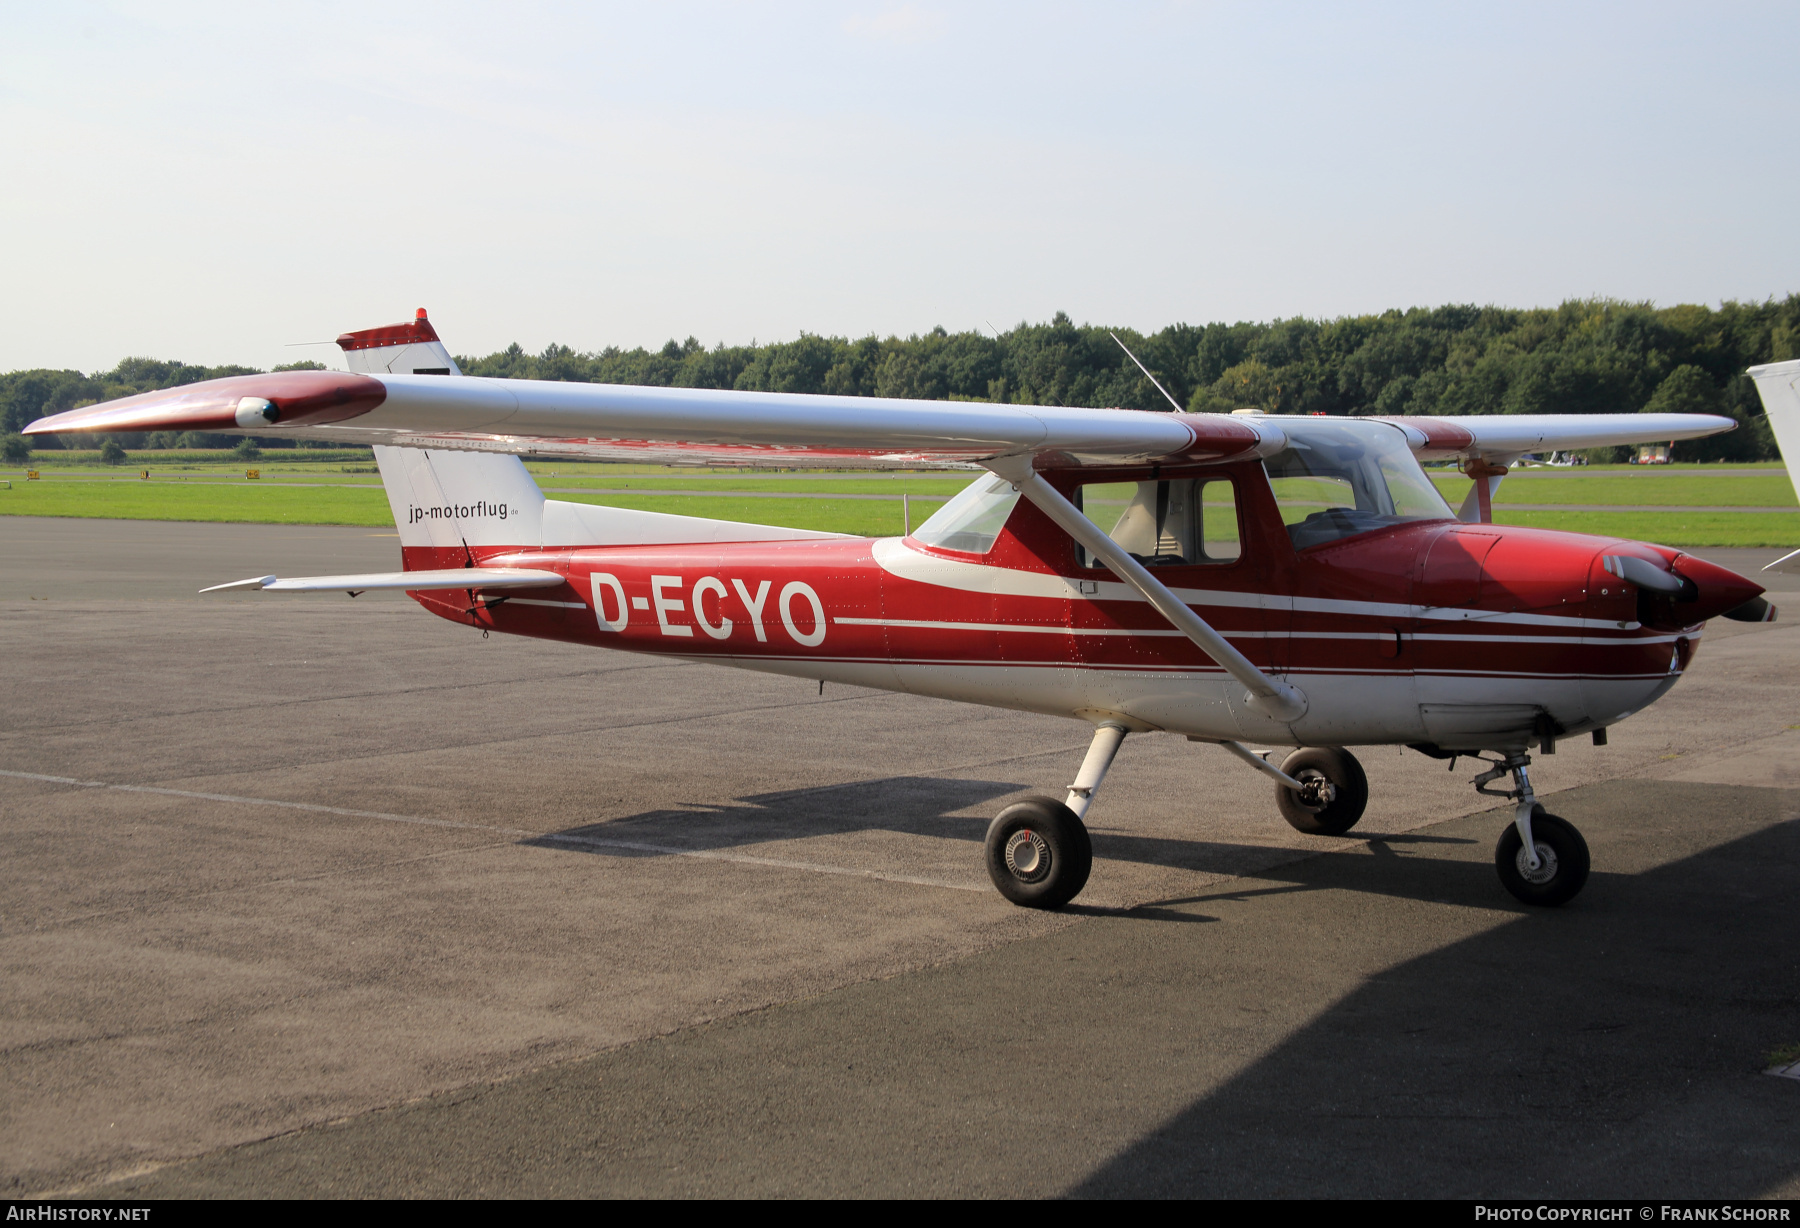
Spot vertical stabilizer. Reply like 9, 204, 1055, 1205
337, 308, 463, 376
347, 309, 542, 561
373, 445, 545, 557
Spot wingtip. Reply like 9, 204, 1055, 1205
24, 371, 385, 438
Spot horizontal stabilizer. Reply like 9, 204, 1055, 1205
199, 567, 566, 595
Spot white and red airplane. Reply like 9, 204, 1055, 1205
27, 311, 1800, 910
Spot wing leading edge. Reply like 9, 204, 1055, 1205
24, 320, 1738, 471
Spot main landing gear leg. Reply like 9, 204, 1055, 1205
984, 723, 1122, 909
1064, 723, 1127, 820
1474, 753, 1590, 907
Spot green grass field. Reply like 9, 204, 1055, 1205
0, 469, 924, 536
534, 474, 973, 496
0, 477, 395, 526
1430, 469, 1797, 508
1485, 509, 1800, 547
17, 448, 376, 470
555, 493, 914, 537
4, 455, 1796, 547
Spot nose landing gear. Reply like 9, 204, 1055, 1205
1474, 753, 1590, 906
1495, 807, 1589, 905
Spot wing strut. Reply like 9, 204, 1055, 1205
984, 457, 1308, 723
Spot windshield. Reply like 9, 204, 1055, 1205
1264, 420, 1454, 550
911, 474, 1021, 554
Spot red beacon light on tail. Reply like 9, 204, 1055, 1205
333, 309, 458, 376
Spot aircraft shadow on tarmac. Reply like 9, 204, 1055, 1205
522, 775, 1022, 861
1066, 782, 1800, 1200
524, 774, 1503, 905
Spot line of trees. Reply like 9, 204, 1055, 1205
7, 297, 1797, 461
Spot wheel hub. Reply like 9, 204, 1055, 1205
1004, 828, 1051, 882
1297, 772, 1338, 809
1516, 841, 1559, 885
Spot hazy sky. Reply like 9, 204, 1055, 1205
3, 1, 1795, 372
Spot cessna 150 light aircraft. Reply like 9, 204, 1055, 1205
27, 312, 1800, 911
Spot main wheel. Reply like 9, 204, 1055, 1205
1275, 747, 1369, 835
984, 796, 1092, 909
1495, 807, 1590, 906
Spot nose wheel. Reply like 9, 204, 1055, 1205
1469, 755, 1590, 905
1495, 805, 1590, 906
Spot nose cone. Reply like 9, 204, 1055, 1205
1670, 554, 1768, 624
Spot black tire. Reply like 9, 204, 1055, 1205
984, 796, 1093, 909
1495, 807, 1590, 906
1275, 747, 1369, 835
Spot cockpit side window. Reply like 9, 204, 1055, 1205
1074, 477, 1241, 569
1264, 421, 1454, 550
910, 474, 1022, 554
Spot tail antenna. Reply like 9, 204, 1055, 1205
1109, 332, 1185, 413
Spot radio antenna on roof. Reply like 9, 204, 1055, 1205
1110, 332, 1185, 414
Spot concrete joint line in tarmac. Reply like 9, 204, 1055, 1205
0, 768, 985, 894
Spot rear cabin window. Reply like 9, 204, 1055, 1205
1075, 478, 1241, 569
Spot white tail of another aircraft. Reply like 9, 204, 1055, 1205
1747, 358, 1800, 573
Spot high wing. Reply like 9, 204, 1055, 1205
23, 368, 1735, 470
